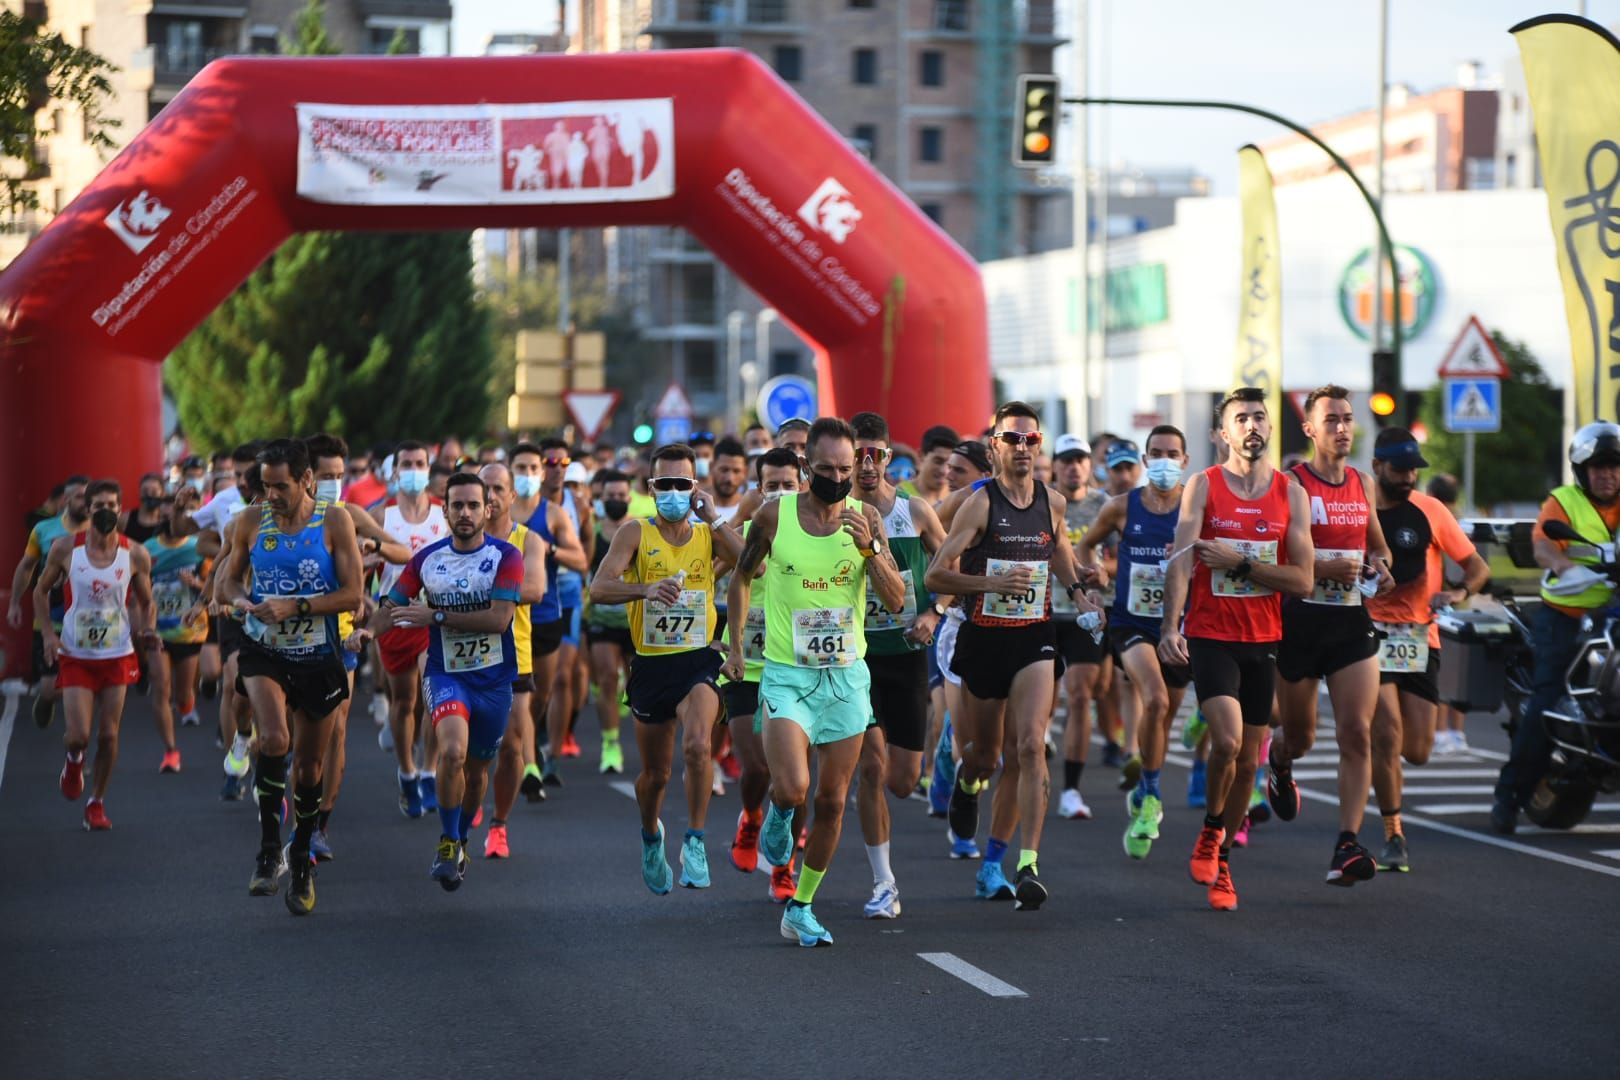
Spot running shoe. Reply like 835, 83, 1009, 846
730, 810, 762, 873
599, 741, 624, 775
1124, 792, 1164, 860
542, 757, 563, 788
948, 829, 981, 860
719, 750, 741, 782
769, 863, 797, 904
1118, 755, 1142, 792
32, 693, 54, 729
711, 772, 726, 797
1377, 833, 1410, 873
864, 880, 901, 919
780, 903, 833, 947
249, 844, 286, 896
369, 694, 388, 727
1451, 730, 1471, 754
1326, 839, 1376, 886
484, 823, 510, 859
1188, 824, 1224, 885
223, 734, 252, 778
760, 805, 794, 868
471, 805, 483, 828
179, 710, 201, 728
679, 833, 711, 889
1014, 863, 1047, 911
974, 860, 1014, 900
398, 774, 423, 819
1266, 743, 1299, 822
285, 853, 316, 914
377, 722, 394, 753
1232, 814, 1251, 848
1101, 741, 1124, 769
83, 799, 111, 831
1247, 786, 1271, 825
642, 821, 673, 895
430, 836, 466, 892
419, 775, 438, 814
159, 749, 182, 774
520, 764, 545, 803
1180, 708, 1208, 750
310, 828, 334, 862
1186, 759, 1207, 808
947, 778, 981, 842
928, 729, 955, 818
1058, 788, 1092, 820
560, 734, 582, 758
220, 774, 244, 801
59, 755, 84, 801
1208, 859, 1238, 911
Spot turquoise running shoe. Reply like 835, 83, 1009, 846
975, 860, 1014, 900
780, 903, 833, 947
760, 802, 794, 868
642, 821, 673, 895
1181, 707, 1209, 750
678, 832, 711, 889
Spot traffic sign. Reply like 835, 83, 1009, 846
1438, 315, 1510, 379
1444, 378, 1501, 433
653, 416, 691, 447
653, 382, 693, 420
756, 375, 816, 430
561, 390, 621, 442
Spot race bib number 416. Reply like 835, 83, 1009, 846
1308, 548, 1365, 607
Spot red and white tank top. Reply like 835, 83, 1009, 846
1184, 467, 1291, 643
378, 498, 447, 595
1290, 463, 1371, 608
60, 534, 134, 660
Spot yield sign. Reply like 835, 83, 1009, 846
1438, 315, 1510, 379
562, 390, 621, 441
652, 382, 693, 419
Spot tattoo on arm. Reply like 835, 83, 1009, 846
736, 527, 769, 577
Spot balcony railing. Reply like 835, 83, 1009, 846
647, 0, 792, 29
154, 44, 231, 80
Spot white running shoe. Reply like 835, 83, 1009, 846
223, 733, 252, 778
864, 879, 901, 919
1058, 788, 1092, 820
1451, 730, 1470, 754
378, 723, 395, 753
712, 773, 726, 797
179, 710, 201, 727
369, 695, 388, 727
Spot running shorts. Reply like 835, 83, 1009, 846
510, 674, 536, 694
1276, 602, 1379, 683
722, 679, 762, 734
1380, 649, 1440, 704
57, 653, 139, 693
950, 621, 1057, 702
561, 607, 580, 649
760, 659, 873, 745
1056, 620, 1108, 666
626, 646, 723, 724
425, 673, 512, 760
378, 625, 429, 676
532, 617, 565, 660
865, 649, 929, 752
236, 642, 350, 721
1187, 637, 1277, 727
162, 640, 204, 662
1107, 624, 1192, 690
31, 630, 58, 678
217, 616, 244, 661
587, 625, 634, 654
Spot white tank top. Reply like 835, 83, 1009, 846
882, 496, 918, 539
379, 499, 448, 595
61, 536, 134, 660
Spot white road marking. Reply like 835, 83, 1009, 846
0, 687, 16, 794
917, 952, 1028, 998
1595, 849, 1620, 861
609, 781, 637, 800
1393, 784, 1499, 796
1415, 802, 1620, 816
1289, 768, 1500, 782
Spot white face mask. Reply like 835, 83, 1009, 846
314, 479, 343, 504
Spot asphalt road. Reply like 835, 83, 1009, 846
0, 675, 1613, 1079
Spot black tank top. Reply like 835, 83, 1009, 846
962, 480, 1055, 627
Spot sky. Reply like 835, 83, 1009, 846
451, 1, 1620, 194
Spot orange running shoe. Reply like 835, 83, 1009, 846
484, 823, 510, 859
769, 863, 796, 904
60, 755, 84, 801
1208, 858, 1238, 911
159, 749, 182, 774
796, 825, 808, 852
560, 735, 582, 758
472, 805, 484, 828
1188, 825, 1224, 885
83, 800, 111, 831
731, 809, 763, 873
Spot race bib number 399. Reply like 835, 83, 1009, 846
1210, 540, 1278, 598
1127, 561, 1167, 619
982, 559, 1048, 621
793, 607, 858, 667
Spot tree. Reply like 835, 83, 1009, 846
1417, 330, 1562, 509
166, 1, 492, 449
0, 9, 118, 214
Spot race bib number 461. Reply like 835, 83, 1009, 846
793, 607, 858, 667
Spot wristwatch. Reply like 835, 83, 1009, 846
295, 597, 312, 616
932, 602, 949, 619
1066, 581, 1084, 600
433, 609, 447, 626
860, 538, 884, 559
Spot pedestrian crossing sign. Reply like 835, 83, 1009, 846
1444, 378, 1500, 434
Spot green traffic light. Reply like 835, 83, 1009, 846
633, 424, 654, 444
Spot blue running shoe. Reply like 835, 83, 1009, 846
780, 903, 833, 947
419, 775, 438, 814
975, 860, 1014, 900
678, 832, 711, 889
220, 773, 244, 801
928, 722, 955, 818
642, 821, 673, 895
309, 828, 334, 862
1187, 759, 1207, 809
399, 773, 423, 819
760, 803, 794, 868
430, 836, 466, 891
949, 829, 981, 860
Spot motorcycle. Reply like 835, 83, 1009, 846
1467, 518, 1620, 828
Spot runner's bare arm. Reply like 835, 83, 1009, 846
127, 544, 159, 639
167, 485, 204, 538
1159, 474, 1208, 644
7, 549, 38, 627
588, 520, 652, 606
31, 537, 70, 648
346, 504, 410, 564
1048, 491, 1105, 617
909, 495, 955, 618
312, 505, 365, 616
435, 598, 517, 635
1076, 494, 1126, 586
697, 498, 744, 564
519, 530, 548, 604
727, 499, 777, 623
934, 484, 974, 530
857, 503, 906, 614
1244, 481, 1314, 597
924, 490, 1007, 596
549, 503, 590, 573
195, 531, 222, 561
216, 511, 257, 610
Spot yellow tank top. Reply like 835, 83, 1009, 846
507, 522, 533, 675
628, 517, 716, 656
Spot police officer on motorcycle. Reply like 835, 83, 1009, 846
1492, 422, 1620, 833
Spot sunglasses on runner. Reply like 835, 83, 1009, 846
857, 446, 890, 464
542, 457, 570, 468
650, 476, 696, 492
993, 431, 1043, 448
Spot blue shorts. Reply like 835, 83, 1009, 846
341, 647, 359, 673
562, 606, 581, 649
425, 673, 512, 761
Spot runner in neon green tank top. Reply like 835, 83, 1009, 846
723, 418, 908, 947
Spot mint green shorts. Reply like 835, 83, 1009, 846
759, 659, 874, 745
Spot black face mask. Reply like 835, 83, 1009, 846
603, 499, 630, 521
140, 495, 162, 512
809, 472, 852, 506
91, 508, 119, 534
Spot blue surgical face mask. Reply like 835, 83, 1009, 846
593, 498, 606, 519
397, 468, 429, 496
512, 474, 541, 499
695, 457, 711, 479
188, 476, 207, 494
655, 490, 692, 522
315, 478, 343, 504
1145, 458, 1182, 491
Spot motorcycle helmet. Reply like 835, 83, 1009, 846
1570, 421, 1620, 491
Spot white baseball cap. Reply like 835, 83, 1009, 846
1053, 434, 1091, 460
564, 462, 590, 485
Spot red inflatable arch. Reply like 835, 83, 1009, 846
0, 49, 988, 675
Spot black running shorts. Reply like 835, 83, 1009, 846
235, 642, 350, 721
1107, 623, 1191, 690
865, 649, 929, 752
1187, 637, 1278, 727
626, 647, 723, 724
1055, 619, 1108, 666
950, 620, 1058, 701
531, 617, 565, 659
1379, 649, 1440, 704
1276, 602, 1379, 683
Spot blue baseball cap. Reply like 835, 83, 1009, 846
1373, 427, 1429, 470
1106, 441, 1141, 469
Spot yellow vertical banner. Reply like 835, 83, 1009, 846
1234, 144, 1282, 463
1514, 14, 1620, 426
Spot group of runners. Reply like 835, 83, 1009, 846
9, 383, 1500, 937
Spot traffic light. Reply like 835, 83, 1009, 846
1014, 74, 1058, 167
1369, 348, 1400, 427
632, 423, 653, 445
